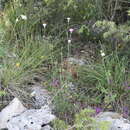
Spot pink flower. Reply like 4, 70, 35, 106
69, 28, 74, 33
95, 107, 102, 114
51, 79, 60, 87
127, 86, 130, 90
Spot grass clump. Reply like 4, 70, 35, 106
78, 52, 129, 110
0, 38, 52, 87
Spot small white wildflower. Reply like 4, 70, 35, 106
16, 18, 19, 22
43, 23, 47, 28
20, 14, 27, 20
100, 50, 105, 57
69, 28, 74, 33
68, 39, 71, 43
67, 17, 71, 23
19, 4, 22, 7
101, 52, 105, 57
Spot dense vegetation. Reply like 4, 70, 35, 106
0, 0, 130, 129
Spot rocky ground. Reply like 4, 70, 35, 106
0, 84, 130, 130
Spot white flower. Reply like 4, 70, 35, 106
43, 23, 47, 28
16, 18, 19, 22
67, 17, 71, 23
100, 50, 105, 57
19, 4, 22, 7
20, 15, 27, 20
101, 52, 105, 57
68, 39, 71, 43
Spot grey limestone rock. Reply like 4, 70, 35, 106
96, 112, 130, 130
30, 85, 52, 109
0, 98, 26, 129
7, 105, 55, 130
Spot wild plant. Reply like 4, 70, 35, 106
78, 52, 129, 110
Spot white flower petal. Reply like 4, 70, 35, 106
68, 39, 71, 43
43, 23, 47, 28
20, 15, 27, 20
101, 52, 105, 57
16, 18, 19, 22
67, 17, 71, 23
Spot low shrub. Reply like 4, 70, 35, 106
52, 108, 110, 130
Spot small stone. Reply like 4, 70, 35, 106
67, 57, 85, 65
